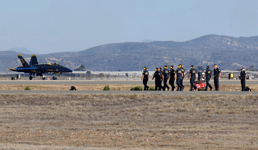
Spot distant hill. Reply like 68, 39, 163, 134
142, 39, 154, 43
6, 48, 34, 54
1, 34, 258, 73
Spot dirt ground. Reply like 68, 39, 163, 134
0, 84, 257, 91
0, 94, 257, 149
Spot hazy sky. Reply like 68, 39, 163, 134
0, 0, 258, 54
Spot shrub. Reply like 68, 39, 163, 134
149, 87, 155, 91
98, 73, 105, 78
25, 86, 31, 90
131, 86, 143, 91
198, 88, 206, 91
103, 85, 110, 91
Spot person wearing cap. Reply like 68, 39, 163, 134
175, 65, 183, 91
152, 68, 162, 91
240, 67, 247, 91
205, 65, 212, 91
169, 65, 176, 91
213, 64, 221, 91
162, 65, 170, 91
180, 64, 185, 91
198, 71, 202, 83
159, 67, 163, 89
141, 66, 149, 90
189, 65, 197, 91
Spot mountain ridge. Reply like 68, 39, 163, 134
1, 34, 258, 72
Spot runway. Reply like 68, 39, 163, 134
0, 90, 256, 95
0, 80, 258, 85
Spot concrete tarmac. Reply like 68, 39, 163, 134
0, 90, 256, 95
0, 80, 258, 85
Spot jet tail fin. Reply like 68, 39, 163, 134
17, 54, 29, 67
30, 54, 38, 66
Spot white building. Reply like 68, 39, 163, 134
72, 71, 155, 77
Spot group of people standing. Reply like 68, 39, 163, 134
141, 64, 247, 91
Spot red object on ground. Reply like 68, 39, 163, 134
195, 83, 206, 89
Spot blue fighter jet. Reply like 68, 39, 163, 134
9, 54, 72, 80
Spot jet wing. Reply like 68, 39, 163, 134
8, 68, 16, 71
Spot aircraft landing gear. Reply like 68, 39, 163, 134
52, 76, 57, 80
29, 76, 33, 80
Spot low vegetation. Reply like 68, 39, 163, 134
24, 86, 31, 90
130, 86, 143, 91
149, 87, 155, 91
103, 85, 110, 91
198, 87, 206, 91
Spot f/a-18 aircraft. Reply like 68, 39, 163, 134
8, 54, 72, 80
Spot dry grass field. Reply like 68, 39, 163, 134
0, 84, 257, 91
0, 94, 257, 149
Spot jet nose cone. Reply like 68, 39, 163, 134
67, 68, 72, 72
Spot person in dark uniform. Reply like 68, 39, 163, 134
159, 67, 163, 90
141, 66, 149, 91
189, 65, 197, 91
152, 68, 161, 91
198, 71, 202, 83
205, 65, 212, 91
169, 65, 175, 91
175, 65, 183, 91
213, 64, 221, 91
162, 65, 170, 91
240, 67, 247, 91
180, 64, 185, 91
